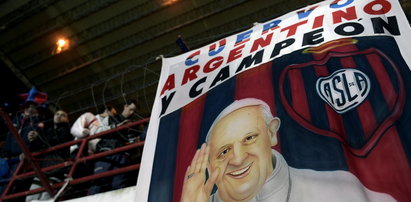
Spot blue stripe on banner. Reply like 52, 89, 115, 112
358, 37, 411, 166
283, 76, 292, 108
355, 37, 400, 92
352, 54, 390, 133
148, 110, 181, 202
301, 66, 330, 131
272, 50, 348, 171
337, 93, 365, 148
196, 76, 236, 195
380, 55, 400, 94
397, 99, 411, 166
197, 77, 236, 146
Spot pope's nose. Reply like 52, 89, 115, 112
229, 143, 247, 166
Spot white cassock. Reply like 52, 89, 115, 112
209, 150, 396, 202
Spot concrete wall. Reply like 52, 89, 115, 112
64, 186, 136, 202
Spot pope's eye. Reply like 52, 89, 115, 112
244, 134, 258, 143
222, 149, 229, 155
217, 147, 231, 160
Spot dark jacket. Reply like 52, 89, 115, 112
29, 122, 73, 178
95, 115, 129, 152
1, 114, 41, 158
30, 122, 72, 152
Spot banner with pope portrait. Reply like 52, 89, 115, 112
136, 0, 411, 201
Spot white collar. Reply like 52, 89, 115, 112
255, 150, 290, 201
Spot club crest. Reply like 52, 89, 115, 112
316, 69, 371, 114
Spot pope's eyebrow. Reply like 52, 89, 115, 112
218, 144, 229, 152
244, 131, 254, 136
242, 131, 256, 138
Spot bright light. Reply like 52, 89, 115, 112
161, 0, 179, 6
53, 38, 70, 55
57, 39, 66, 47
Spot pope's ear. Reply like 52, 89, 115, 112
268, 117, 281, 146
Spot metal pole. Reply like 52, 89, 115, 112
0, 108, 55, 197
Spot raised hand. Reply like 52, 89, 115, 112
180, 143, 220, 202
82, 128, 90, 136
27, 130, 39, 142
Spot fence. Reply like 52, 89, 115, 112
0, 109, 149, 201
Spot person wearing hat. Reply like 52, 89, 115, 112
1, 101, 40, 158
0, 87, 47, 196
0, 101, 42, 196
181, 98, 395, 202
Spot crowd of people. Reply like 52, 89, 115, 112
0, 96, 147, 201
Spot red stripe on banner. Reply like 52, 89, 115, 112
340, 56, 356, 68
341, 55, 377, 139
308, 40, 410, 201
289, 69, 311, 121
306, 40, 359, 63
328, 43, 411, 201
324, 105, 347, 137
366, 53, 397, 110
332, 44, 359, 53
345, 127, 411, 202
235, 62, 280, 151
235, 62, 276, 115
172, 96, 206, 202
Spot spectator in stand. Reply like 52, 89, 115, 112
0, 101, 42, 195
1, 101, 40, 158
88, 100, 137, 195
111, 100, 138, 127
70, 105, 118, 155
67, 105, 119, 198
25, 110, 73, 201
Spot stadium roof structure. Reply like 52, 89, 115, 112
0, 0, 410, 119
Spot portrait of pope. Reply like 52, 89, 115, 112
180, 98, 396, 202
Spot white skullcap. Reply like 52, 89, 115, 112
205, 98, 274, 143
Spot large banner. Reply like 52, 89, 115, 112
136, 0, 411, 201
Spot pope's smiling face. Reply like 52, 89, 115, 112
208, 105, 278, 202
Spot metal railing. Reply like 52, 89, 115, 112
0, 109, 149, 201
